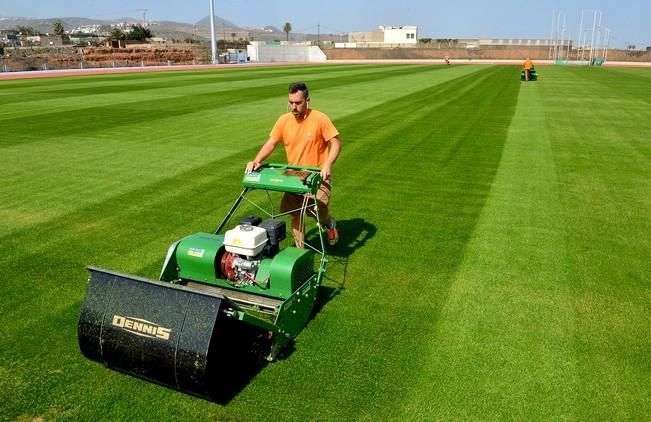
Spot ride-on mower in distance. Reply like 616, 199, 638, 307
78, 164, 329, 399
520, 67, 538, 81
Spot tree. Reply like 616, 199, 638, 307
126, 24, 152, 41
16, 25, 37, 36
283, 22, 292, 41
53, 21, 65, 36
110, 27, 125, 41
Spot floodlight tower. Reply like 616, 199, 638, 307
552, 10, 563, 61
602, 29, 611, 62
595, 11, 603, 60
209, 0, 217, 64
559, 13, 567, 62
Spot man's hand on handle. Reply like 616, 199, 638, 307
320, 164, 332, 181
245, 161, 261, 174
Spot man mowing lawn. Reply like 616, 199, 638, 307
523, 57, 534, 81
246, 81, 342, 247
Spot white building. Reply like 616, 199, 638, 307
348, 25, 418, 46
381, 26, 418, 44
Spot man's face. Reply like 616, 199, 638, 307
289, 91, 309, 119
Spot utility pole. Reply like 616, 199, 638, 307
317, 24, 320, 46
209, 0, 217, 64
137, 9, 148, 26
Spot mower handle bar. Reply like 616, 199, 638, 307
261, 163, 321, 173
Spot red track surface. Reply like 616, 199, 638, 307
0, 62, 306, 80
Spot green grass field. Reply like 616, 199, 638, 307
1, 63, 650, 421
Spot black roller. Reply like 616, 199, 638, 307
78, 266, 246, 398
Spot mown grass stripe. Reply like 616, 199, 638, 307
398, 75, 578, 419
541, 66, 651, 419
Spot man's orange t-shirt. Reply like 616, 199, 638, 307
524, 59, 534, 70
269, 109, 339, 167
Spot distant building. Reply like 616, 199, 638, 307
19, 35, 64, 47
348, 25, 418, 46
103, 38, 127, 48
69, 24, 105, 35
478, 38, 569, 48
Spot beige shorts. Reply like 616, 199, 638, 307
280, 181, 332, 225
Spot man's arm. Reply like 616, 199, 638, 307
246, 137, 280, 173
320, 136, 341, 181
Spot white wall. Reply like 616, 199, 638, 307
247, 43, 327, 62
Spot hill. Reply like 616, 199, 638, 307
0, 15, 344, 42
195, 16, 238, 28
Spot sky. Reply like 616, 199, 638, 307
0, 0, 648, 49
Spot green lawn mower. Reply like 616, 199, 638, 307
78, 164, 329, 399
520, 68, 538, 81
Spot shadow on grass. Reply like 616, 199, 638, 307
329, 218, 377, 259
202, 319, 271, 404
260, 218, 378, 366
307, 217, 377, 317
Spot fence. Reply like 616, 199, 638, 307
0, 45, 213, 73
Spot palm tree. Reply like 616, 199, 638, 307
283, 22, 292, 42
53, 21, 64, 36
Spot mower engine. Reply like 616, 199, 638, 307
220, 218, 286, 286
220, 251, 260, 285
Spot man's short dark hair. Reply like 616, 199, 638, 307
289, 82, 309, 98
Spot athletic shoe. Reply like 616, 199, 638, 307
326, 218, 339, 246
